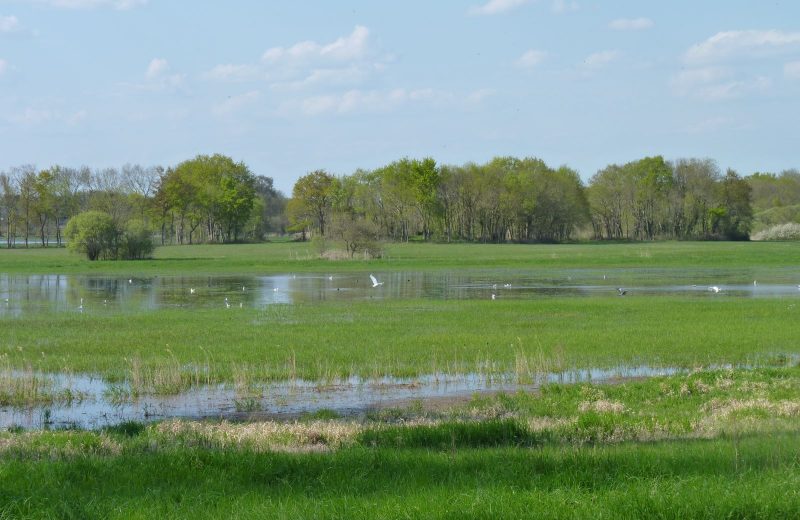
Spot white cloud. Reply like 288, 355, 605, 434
468, 0, 530, 16
29, 0, 147, 9
66, 110, 88, 125
551, 0, 578, 14
145, 58, 169, 79
262, 25, 370, 65
0, 59, 7, 75
516, 49, 547, 68
784, 61, 800, 79
0, 15, 21, 33
8, 107, 53, 125
671, 66, 771, 100
609, 17, 653, 31
204, 63, 261, 82
136, 58, 184, 91
685, 116, 734, 135
582, 50, 619, 69
685, 29, 800, 64
466, 88, 494, 104
291, 88, 453, 116
212, 90, 261, 116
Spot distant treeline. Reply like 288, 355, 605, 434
1, 154, 798, 248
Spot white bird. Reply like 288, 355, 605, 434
754, 280, 757, 286
503, 283, 511, 288
617, 288, 627, 296
328, 275, 334, 281
492, 284, 497, 289
242, 285, 246, 291
128, 279, 132, 284
273, 287, 279, 292
369, 274, 383, 288
491, 293, 496, 300
79, 298, 84, 311
224, 297, 230, 308
190, 288, 195, 294
708, 286, 721, 293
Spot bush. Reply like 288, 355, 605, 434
121, 220, 155, 260
64, 211, 118, 261
751, 223, 800, 241
65, 212, 155, 261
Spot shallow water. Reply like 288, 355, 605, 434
0, 365, 690, 430
1, 269, 799, 316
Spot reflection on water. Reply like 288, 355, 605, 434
2, 269, 800, 316
0, 365, 689, 430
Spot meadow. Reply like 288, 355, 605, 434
1, 241, 799, 517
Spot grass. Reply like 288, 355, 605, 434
1, 296, 799, 390
1, 240, 800, 275
1, 367, 799, 518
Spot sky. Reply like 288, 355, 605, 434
1, 0, 799, 194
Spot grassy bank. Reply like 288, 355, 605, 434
1, 240, 800, 275
1, 367, 799, 518
2, 296, 799, 389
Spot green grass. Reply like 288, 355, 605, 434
2, 296, 799, 388
1, 366, 800, 518
1, 240, 800, 275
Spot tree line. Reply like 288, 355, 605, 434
2, 153, 799, 251
0, 155, 287, 249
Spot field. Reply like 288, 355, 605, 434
1, 241, 800, 517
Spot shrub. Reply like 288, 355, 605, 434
64, 211, 118, 261
121, 220, 155, 260
751, 223, 800, 241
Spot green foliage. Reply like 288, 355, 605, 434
63, 211, 118, 261
290, 169, 337, 236
120, 219, 155, 260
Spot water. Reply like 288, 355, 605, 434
2, 269, 799, 316
0, 365, 690, 430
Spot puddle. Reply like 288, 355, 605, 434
4, 361, 791, 430
2, 269, 800, 317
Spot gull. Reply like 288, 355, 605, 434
190, 288, 195, 294
273, 287, 279, 292
128, 279, 132, 284
753, 280, 757, 286
242, 285, 246, 292
369, 274, 383, 288
79, 298, 84, 311
708, 286, 721, 293
617, 288, 627, 296
491, 293, 496, 300
328, 275, 334, 281
492, 284, 497, 289
224, 297, 230, 308
503, 283, 511, 288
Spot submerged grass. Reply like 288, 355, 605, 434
1, 367, 799, 518
2, 295, 799, 393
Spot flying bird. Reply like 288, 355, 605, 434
369, 274, 383, 288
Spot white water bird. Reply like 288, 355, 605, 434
503, 283, 511, 288
617, 288, 627, 296
128, 279, 132, 284
242, 285, 246, 291
224, 297, 230, 308
79, 298, 84, 311
273, 287, 279, 292
708, 286, 721, 293
190, 288, 195, 294
491, 293, 496, 300
754, 280, 757, 286
328, 275, 334, 281
492, 284, 497, 289
369, 274, 383, 288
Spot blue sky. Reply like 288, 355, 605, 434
1, 0, 799, 193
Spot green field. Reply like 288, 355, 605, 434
1, 367, 799, 518
2, 241, 800, 517
1, 240, 799, 274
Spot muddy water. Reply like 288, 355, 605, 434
0, 365, 699, 430
2, 269, 799, 316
